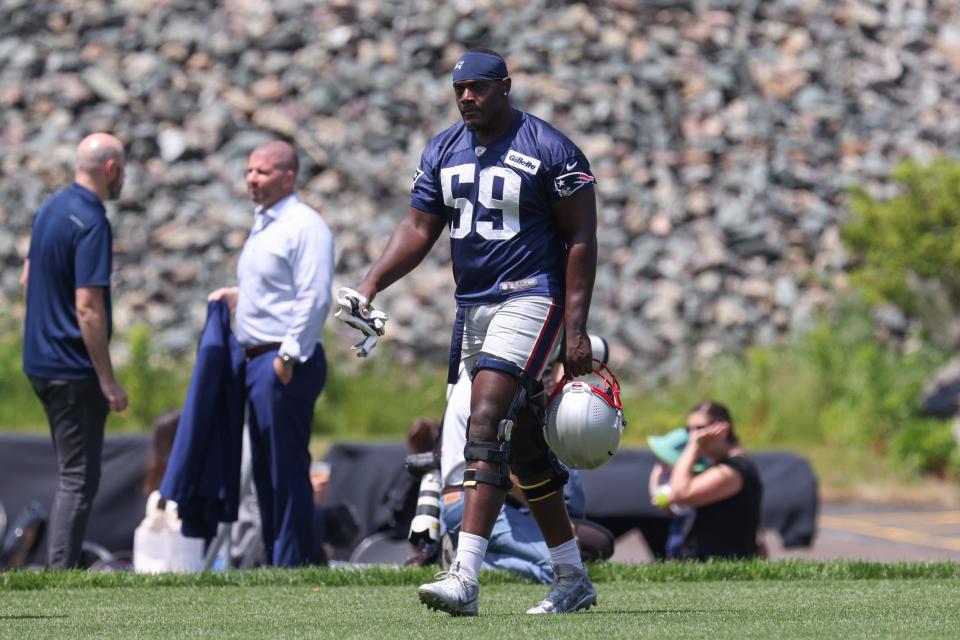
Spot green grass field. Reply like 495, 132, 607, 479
2, 562, 958, 639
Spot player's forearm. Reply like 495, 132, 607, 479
77, 295, 116, 384
562, 236, 597, 334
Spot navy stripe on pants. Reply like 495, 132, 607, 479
522, 300, 564, 379
245, 345, 326, 567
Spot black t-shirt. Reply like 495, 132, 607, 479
679, 455, 763, 560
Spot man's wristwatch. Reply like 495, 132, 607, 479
279, 353, 296, 370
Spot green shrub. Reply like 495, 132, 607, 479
619, 296, 952, 475
111, 324, 191, 431
843, 158, 960, 346
949, 446, 960, 479
801, 302, 944, 450
0, 320, 446, 435
313, 346, 446, 438
0, 296, 953, 479
0, 328, 48, 430
0, 323, 190, 432
888, 420, 956, 476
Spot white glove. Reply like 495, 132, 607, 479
351, 334, 380, 359
334, 287, 389, 357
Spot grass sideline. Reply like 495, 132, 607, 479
3, 560, 960, 591
2, 568, 959, 639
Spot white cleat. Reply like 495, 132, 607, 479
526, 564, 597, 614
418, 561, 479, 616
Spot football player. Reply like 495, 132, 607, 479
350, 48, 598, 616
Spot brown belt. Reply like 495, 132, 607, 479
243, 342, 282, 359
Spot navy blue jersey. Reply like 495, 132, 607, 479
410, 111, 595, 305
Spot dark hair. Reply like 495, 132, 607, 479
689, 401, 739, 445
406, 417, 440, 454
143, 408, 181, 494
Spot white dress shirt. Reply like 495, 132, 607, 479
235, 193, 334, 362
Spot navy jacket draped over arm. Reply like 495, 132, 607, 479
160, 300, 245, 538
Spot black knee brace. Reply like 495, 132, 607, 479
462, 356, 544, 492
463, 417, 513, 491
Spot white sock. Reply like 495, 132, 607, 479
548, 538, 583, 570
454, 532, 488, 579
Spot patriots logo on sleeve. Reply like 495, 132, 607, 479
411, 168, 424, 190
553, 171, 596, 198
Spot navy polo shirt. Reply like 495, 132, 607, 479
23, 183, 113, 380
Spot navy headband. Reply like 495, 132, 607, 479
452, 51, 508, 83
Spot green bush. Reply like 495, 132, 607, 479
838, 158, 960, 474
0, 320, 445, 435
0, 296, 953, 479
888, 420, 957, 475
0, 324, 190, 432
313, 346, 446, 438
619, 296, 952, 475
949, 446, 960, 479
0, 327, 48, 430
111, 324, 191, 432
843, 158, 960, 346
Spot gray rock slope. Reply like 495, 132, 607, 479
2, 0, 958, 380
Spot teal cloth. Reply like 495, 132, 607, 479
647, 427, 708, 472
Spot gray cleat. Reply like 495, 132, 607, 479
526, 564, 597, 614
418, 561, 479, 616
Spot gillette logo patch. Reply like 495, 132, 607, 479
504, 149, 540, 175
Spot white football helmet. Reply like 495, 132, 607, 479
544, 360, 625, 470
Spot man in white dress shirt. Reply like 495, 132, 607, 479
209, 140, 334, 566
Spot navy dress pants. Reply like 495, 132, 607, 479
245, 345, 326, 567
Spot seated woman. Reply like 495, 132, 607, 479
649, 402, 763, 560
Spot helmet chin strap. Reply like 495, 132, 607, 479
548, 358, 622, 409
